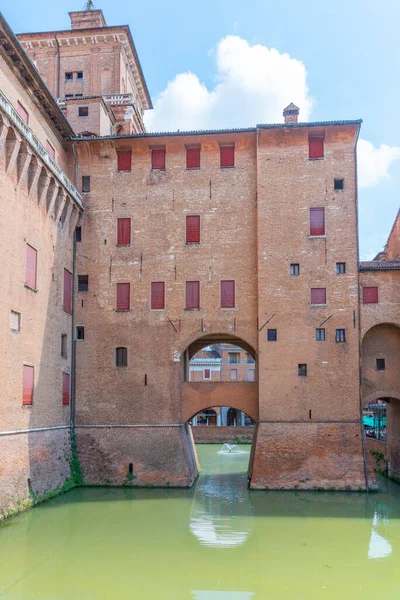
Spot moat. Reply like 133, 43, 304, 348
1, 445, 400, 599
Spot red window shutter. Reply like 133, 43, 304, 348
310, 207, 325, 236
117, 151, 131, 172
186, 147, 200, 169
311, 288, 326, 304
151, 282, 165, 309
309, 137, 324, 159
62, 373, 70, 406
152, 149, 166, 170
17, 101, 29, 124
26, 244, 37, 289
186, 281, 200, 309
116, 283, 130, 310
23, 365, 34, 405
220, 146, 235, 167
363, 287, 378, 304
117, 218, 131, 245
186, 215, 200, 243
204, 369, 210, 379
63, 269, 72, 313
46, 140, 55, 159
221, 280, 235, 308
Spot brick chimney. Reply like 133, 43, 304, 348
69, 9, 107, 30
283, 103, 300, 124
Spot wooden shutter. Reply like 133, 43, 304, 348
363, 287, 378, 304
17, 101, 29, 124
63, 269, 72, 313
186, 147, 200, 169
186, 215, 200, 243
186, 281, 200, 309
23, 365, 34, 405
26, 244, 37, 289
204, 369, 210, 379
117, 218, 131, 245
152, 149, 165, 170
116, 283, 130, 310
117, 151, 131, 171
309, 137, 324, 159
220, 146, 235, 167
311, 288, 326, 304
151, 282, 165, 309
221, 280, 235, 308
310, 207, 325, 236
62, 372, 70, 406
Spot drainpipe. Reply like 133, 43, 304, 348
54, 35, 61, 99
70, 142, 79, 431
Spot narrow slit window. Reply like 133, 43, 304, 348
335, 328, 346, 343
62, 373, 70, 405
23, 365, 34, 405
63, 269, 72, 313
61, 334, 68, 358
82, 176, 91, 193
26, 244, 37, 289
116, 347, 128, 367
78, 275, 88, 292
75, 227, 82, 242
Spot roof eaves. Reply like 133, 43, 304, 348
257, 119, 363, 129
71, 126, 257, 141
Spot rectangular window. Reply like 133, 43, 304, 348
336, 262, 346, 274
186, 215, 200, 243
65, 72, 73, 82
290, 263, 300, 276
78, 106, 89, 117
298, 364, 307, 377
230, 368, 238, 381
363, 287, 378, 304
267, 329, 277, 341
316, 328, 326, 341
116, 283, 130, 311
247, 354, 255, 363
116, 347, 128, 367
62, 372, 70, 406
117, 151, 132, 172
78, 275, 88, 292
76, 326, 85, 340
220, 145, 235, 167
151, 282, 165, 310
376, 358, 386, 371
229, 353, 240, 364
61, 334, 67, 358
247, 368, 255, 381
310, 207, 325, 236
186, 281, 200, 309
221, 280, 235, 309
309, 137, 324, 159
311, 287, 326, 305
186, 147, 200, 169
10, 310, 21, 332
334, 178, 344, 190
23, 365, 34, 405
82, 175, 91, 193
152, 148, 166, 170
117, 218, 131, 245
45, 140, 55, 159
76, 71, 83, 81
336, 328, 346, 343
75, 226, 82, 242
63, 269, 72, 313
204, 369, 211, 380
17, 101, 29, 124
26, 244, 37, 289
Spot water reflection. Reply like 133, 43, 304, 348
192, 592, 255, 599
368, 504, 392, 559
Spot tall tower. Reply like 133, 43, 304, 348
17, 7, 152, 136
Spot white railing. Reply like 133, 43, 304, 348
103, 93, 135, 106
0, 90, 83, 208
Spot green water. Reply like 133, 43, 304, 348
1, 445, 400, 599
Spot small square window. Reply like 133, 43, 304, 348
76, 326, 85, 340
10, 310, 21, 332
78, 106, 89, 117
316, 328, 326, 341
76, 72, 83, 81
78, 275, 88, 292
65, 72, 73, 82
336, 262, 346, 274
334, 178, 344, 190
336, 328, 346, 343
61, 334, 68, 358
75, 226, 82, 242
298, 364, 307, 377
82, 176, 90, 193
267, 329, 277, 341
290, 263, 300, 276
376, 358, 386, 371
116, 347, 128, 367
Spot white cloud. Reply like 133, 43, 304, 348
357, 139, 400, 188
144, 35, 312, 132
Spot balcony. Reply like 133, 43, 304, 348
103, 94, 135, 106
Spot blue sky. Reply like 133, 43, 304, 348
6, 0, 400, 258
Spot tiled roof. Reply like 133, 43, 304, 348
359, 260, 400, 271
193, 350, 221, 359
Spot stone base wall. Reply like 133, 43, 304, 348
75, 424, 198, 487
0, 429, 72, 519
192, 426, 254, 444
250, 422, 375, 491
